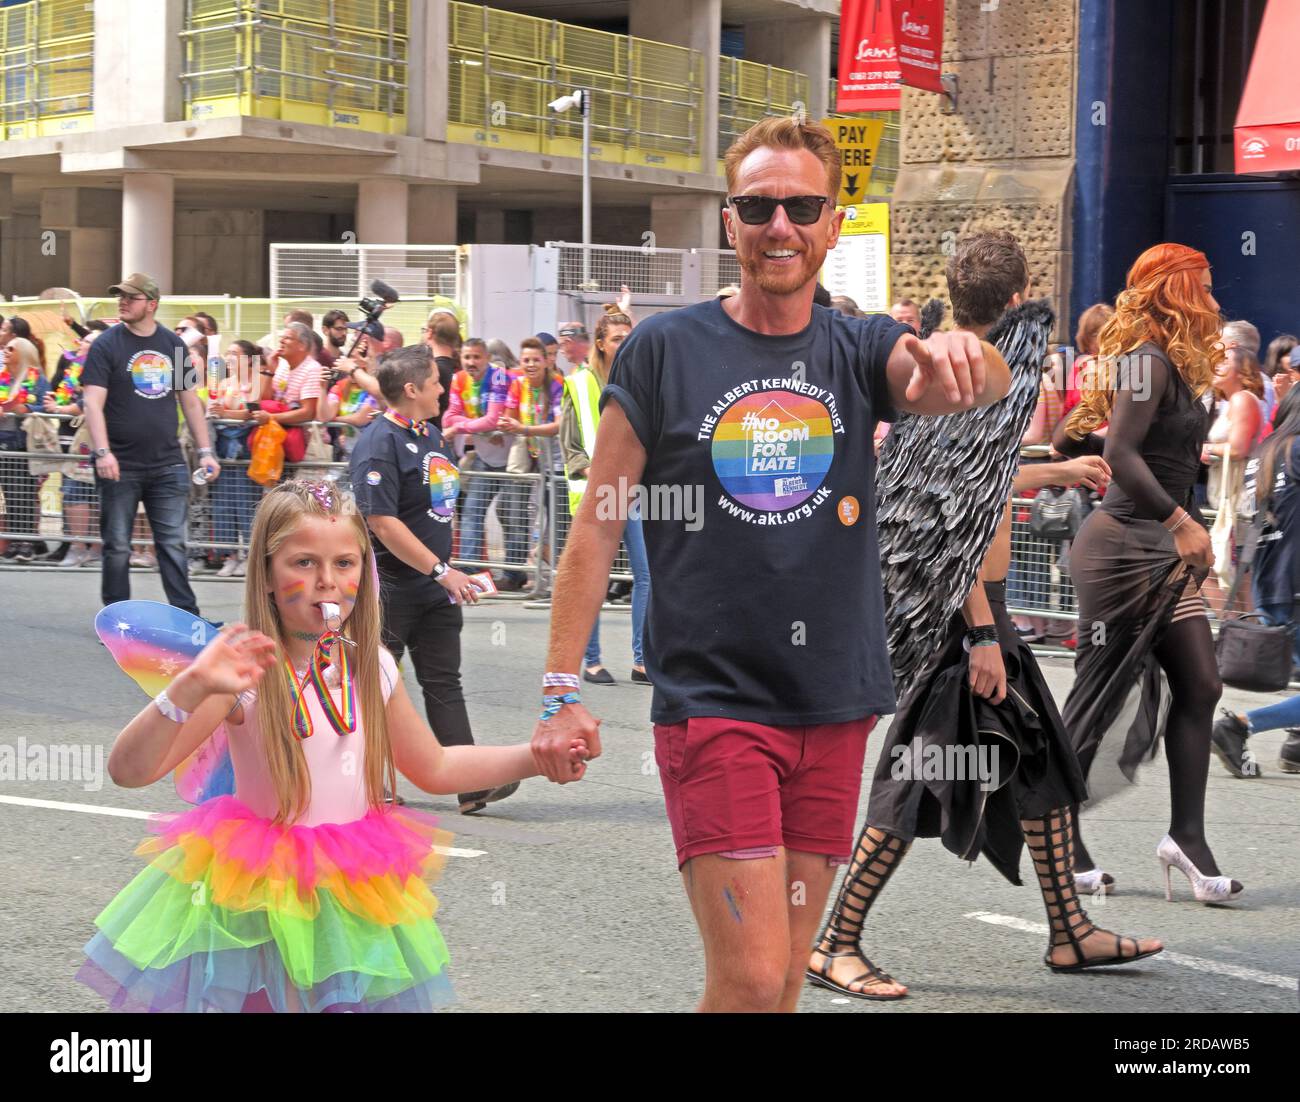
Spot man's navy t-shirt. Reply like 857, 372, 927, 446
81, 322, 191, 470
349, 414, 457, 603
602, 297, 909, 726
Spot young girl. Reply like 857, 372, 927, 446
79, 478, 586, 1012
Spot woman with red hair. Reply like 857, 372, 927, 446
1053, 243, 1243, 905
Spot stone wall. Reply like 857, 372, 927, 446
891, 0, 1078, 337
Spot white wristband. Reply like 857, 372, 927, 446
154, 688, 191, 724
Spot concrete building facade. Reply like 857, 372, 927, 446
0, 0, 843, 297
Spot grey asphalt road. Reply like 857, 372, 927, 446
1, 567, 1297, 1014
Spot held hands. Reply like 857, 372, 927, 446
186, 624, 279, 698
499, 415, 524, 435
902, 331, 987, 406
968, 642, 1007, 705
531, 701, 602, 784
1062, 455, 1111, 492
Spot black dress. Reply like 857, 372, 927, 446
1054, 342, 1211, 803
866, 580, 1088, 886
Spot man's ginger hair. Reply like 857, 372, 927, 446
723, 117, 842, 201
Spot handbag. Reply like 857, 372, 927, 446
65, 416, 95, 484
1029, 485, 1087, 542
23, 414, 66, 476
1215, 508, 1293, 692
1210, 454, 1236, 589
247, 420, 287, 486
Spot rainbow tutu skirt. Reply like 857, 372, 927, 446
77, 796, 455, 1012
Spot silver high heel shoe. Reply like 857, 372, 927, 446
1157, 835, 1243, 904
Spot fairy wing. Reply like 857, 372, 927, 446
877, 299, 1057, 696
94, 600, 235, 804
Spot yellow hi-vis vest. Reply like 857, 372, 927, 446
563, 366, 603, 516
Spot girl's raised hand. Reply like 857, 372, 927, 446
188, 624, 280, 697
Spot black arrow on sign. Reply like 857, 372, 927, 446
844, 173, 861, 200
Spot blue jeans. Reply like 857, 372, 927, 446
585, 508, 651, 668
459, 455, 509, 568
97, 463, 199, 614
1245, 693, 1300, 735
210, 431, 261, 551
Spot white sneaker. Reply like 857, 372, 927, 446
129, 552, 151, 568
58, 546, 90, 568
233, 556, 247, 577
217, 556, 239, 578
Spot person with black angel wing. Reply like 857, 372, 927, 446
807, 232, 1163, 1000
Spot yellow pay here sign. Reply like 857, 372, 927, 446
822, 117, 886, 206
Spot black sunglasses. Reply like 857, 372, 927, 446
727, 194, 829, 225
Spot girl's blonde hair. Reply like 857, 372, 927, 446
243, 480, 395, 823
590, 303, 632, 385
1065, 243, 1223, 438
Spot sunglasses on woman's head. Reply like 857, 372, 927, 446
728, 195, 829, 225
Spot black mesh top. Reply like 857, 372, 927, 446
1053, 342, 1211, 521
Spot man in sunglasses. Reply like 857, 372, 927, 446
531, 117, 1013, 1013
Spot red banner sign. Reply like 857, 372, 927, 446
836, 0, 901, 113
891, 0, 945, 94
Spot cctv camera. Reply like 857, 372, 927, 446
549, 91, 584, 114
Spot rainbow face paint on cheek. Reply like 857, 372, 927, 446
281, 580, 307, 605
341, 579, 359, 611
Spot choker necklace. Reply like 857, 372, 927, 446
289, 630, 320, 642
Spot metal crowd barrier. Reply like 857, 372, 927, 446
0, 419, 1225, 620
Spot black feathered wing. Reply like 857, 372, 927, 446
877, 299, 1057, 695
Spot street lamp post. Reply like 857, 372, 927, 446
550, 88, 594, 289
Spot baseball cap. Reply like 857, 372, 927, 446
108, 272, 160, 300
535, 331, 558, 345
558, 323, 588, 340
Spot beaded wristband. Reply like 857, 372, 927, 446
540, 692, 582, 722
153, 688, 191, 724
542, 672, 581, 692
965, 625, 999, 647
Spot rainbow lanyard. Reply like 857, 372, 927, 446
284, 632, 356, 739
0, 370, 37, 405
460, 371, 485, 418
384, 409, 427, 436
54, 361, 84, 406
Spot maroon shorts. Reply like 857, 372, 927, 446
653, 715, 878, 868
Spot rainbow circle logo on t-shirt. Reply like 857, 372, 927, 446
127, 350, 173, 400
427, 454, 460, 519
711, 390, 834, 510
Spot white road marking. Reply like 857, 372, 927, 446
0, 794, 486, 858
965, 910, 1298, 991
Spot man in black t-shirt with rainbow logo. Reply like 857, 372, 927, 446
531, 118, 1016, 1013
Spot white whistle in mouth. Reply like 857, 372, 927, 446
320, 602, 342, 633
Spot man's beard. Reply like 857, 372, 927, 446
736, 244, 825, 295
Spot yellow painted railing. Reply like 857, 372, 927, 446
447, 1, 704, 172
181, 0, 408, 133
0, 0, 94, 140
716, 56, 810, 161
826, 78, 899, 197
